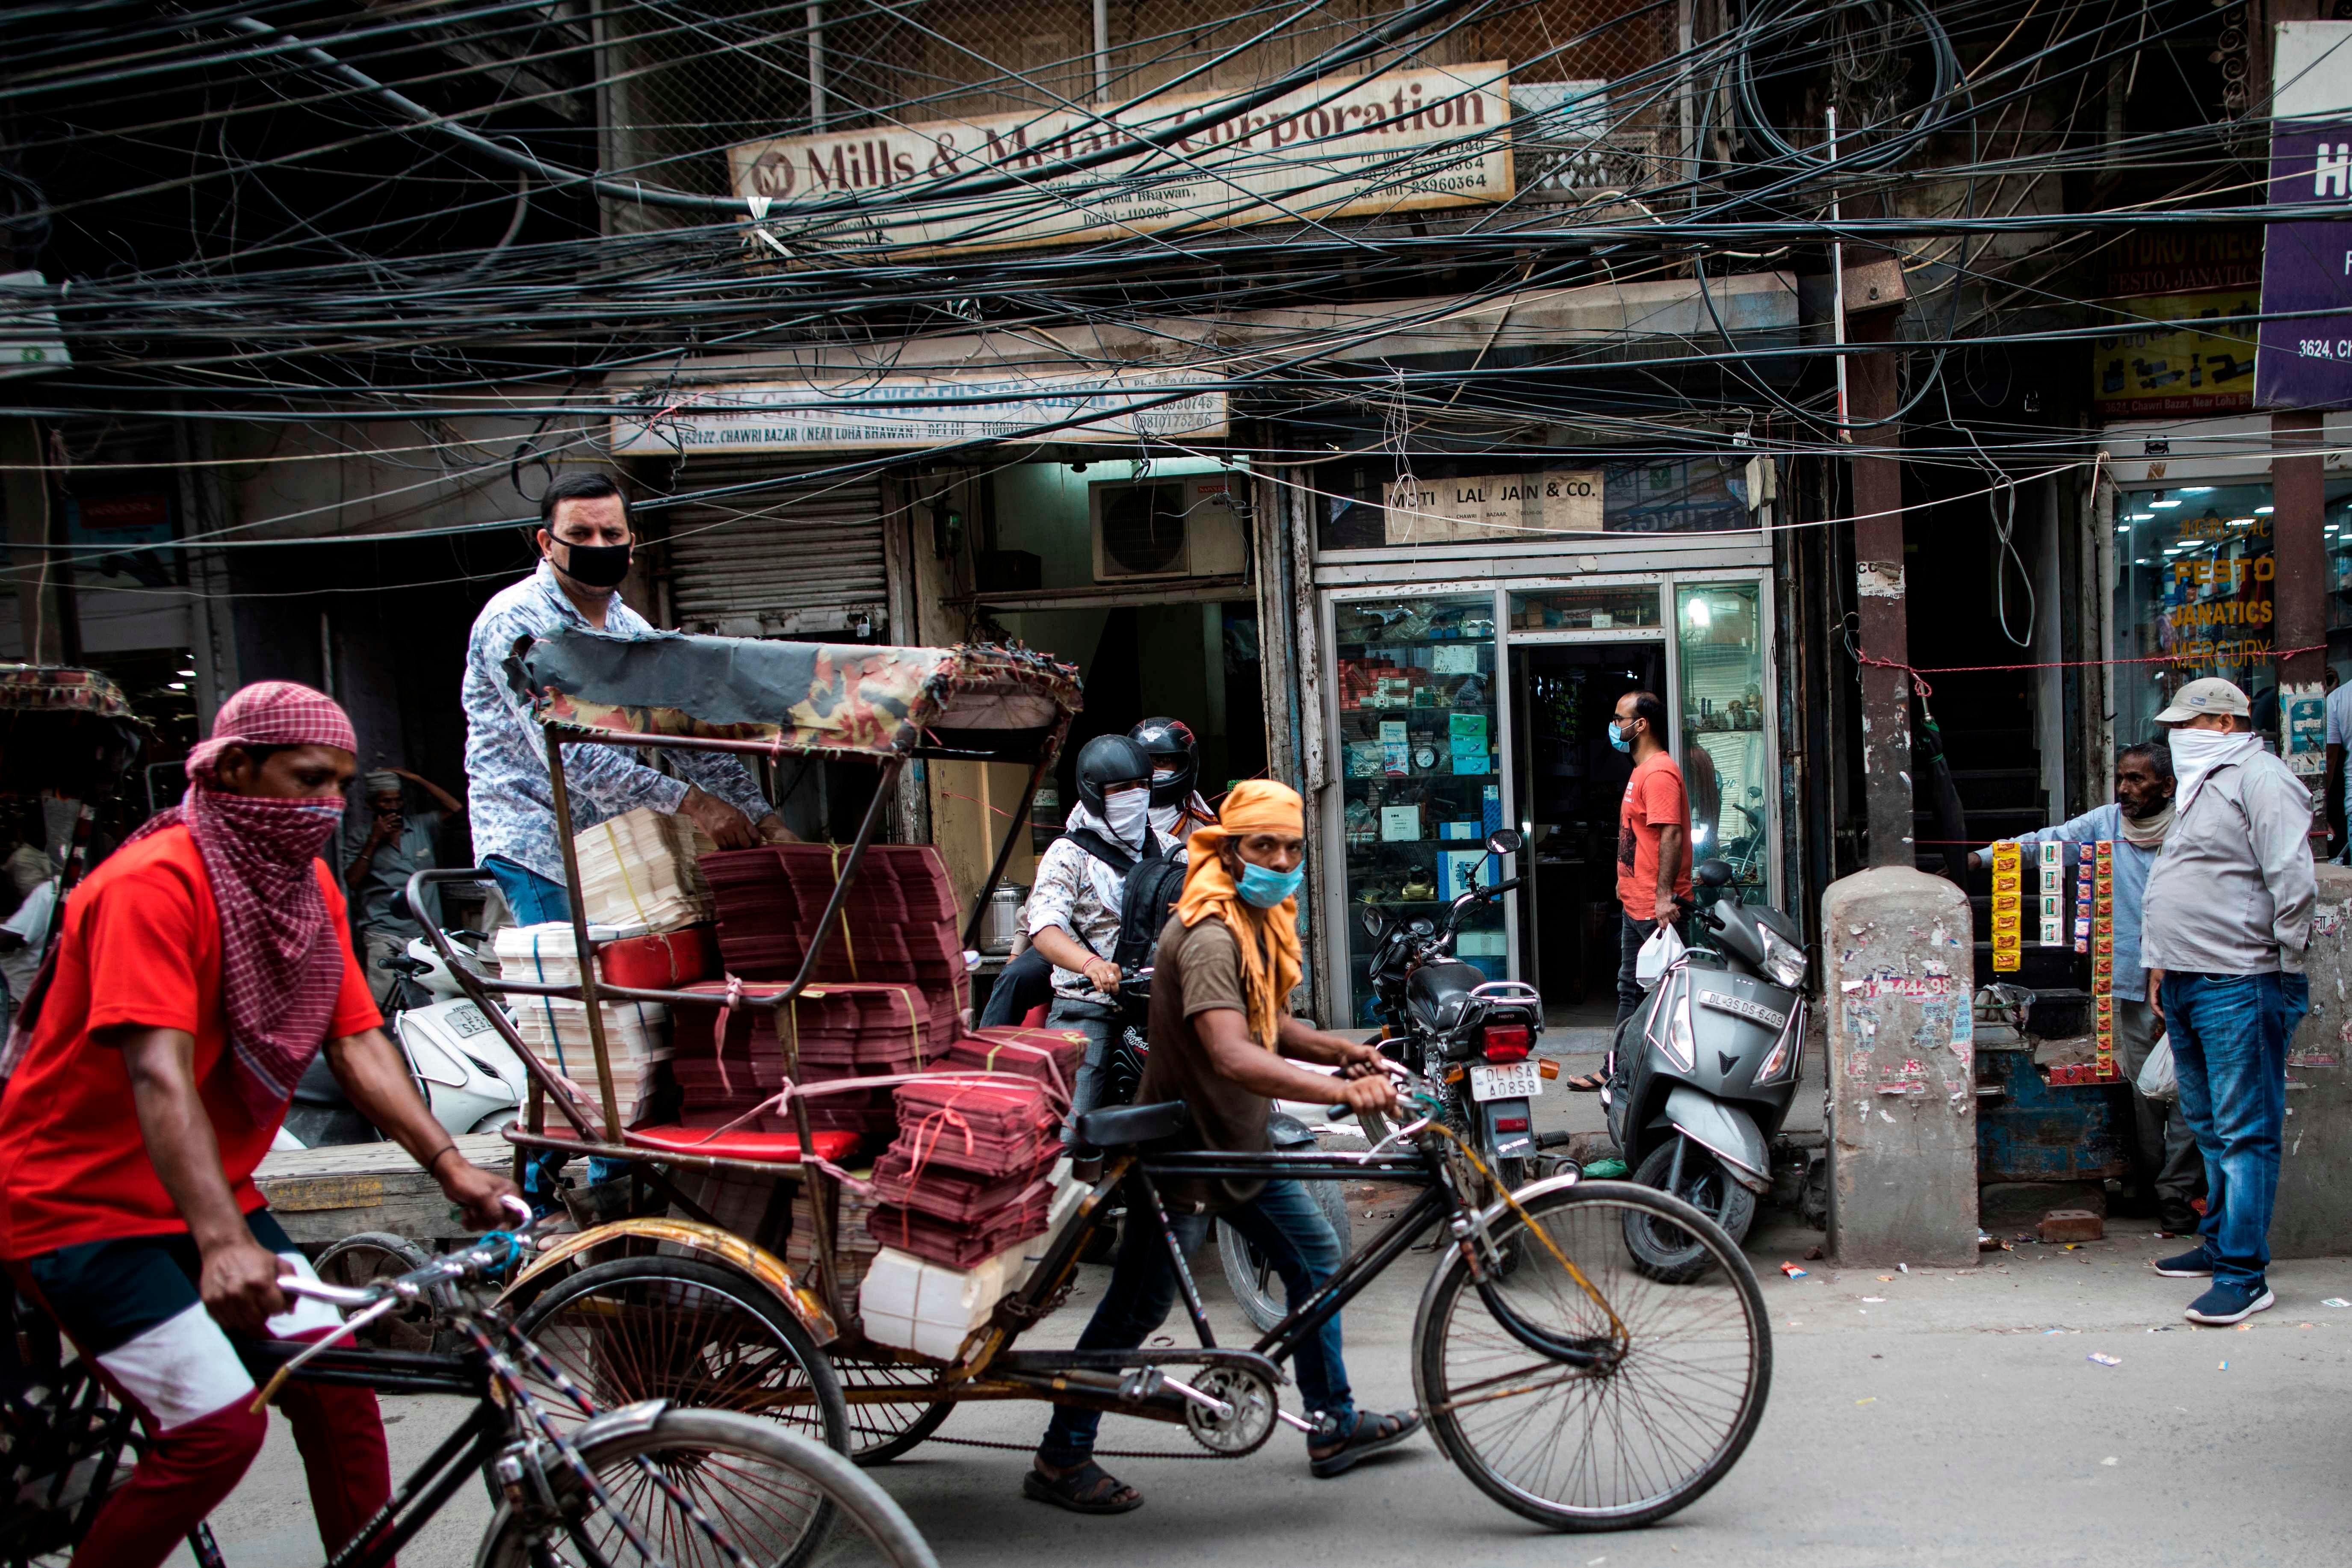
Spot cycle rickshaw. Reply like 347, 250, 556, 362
416, 627, 1771, 1533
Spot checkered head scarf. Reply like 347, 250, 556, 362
127, 681, 359, 1116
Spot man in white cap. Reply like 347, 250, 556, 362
342, 766, 464, 1009
2140, 676, 2316, 1325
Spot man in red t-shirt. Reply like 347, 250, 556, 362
1612, 689, 1693, 1028
0, 682, 518, 1568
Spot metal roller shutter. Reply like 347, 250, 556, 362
658, 456, 889, 638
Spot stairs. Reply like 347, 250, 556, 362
1911, 685, 2077, 992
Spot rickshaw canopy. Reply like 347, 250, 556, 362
519, 627, 1081, 760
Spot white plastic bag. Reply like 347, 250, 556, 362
2136, 1031, 2178, 1105
1635, 923, 1685, 989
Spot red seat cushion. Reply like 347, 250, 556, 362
618, 1124, 863, 1162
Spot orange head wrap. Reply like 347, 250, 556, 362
1176, 780, 1306, 1047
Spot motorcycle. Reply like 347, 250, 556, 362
1359, 829, 1548, 1194
1605, 857, 1809, 1282
274, 930, 528, 1151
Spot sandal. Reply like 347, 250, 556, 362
1023, 1458, 1143, 1514
1307, 1409, 1424, 1478
1561, 1072, 1607, 1092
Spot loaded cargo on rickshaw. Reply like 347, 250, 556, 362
415, 624, 1772, 1535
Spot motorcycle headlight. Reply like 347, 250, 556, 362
1758, 924, 1809, 989
1754, 999, 1803, 1084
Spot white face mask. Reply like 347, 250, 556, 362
1103, 787, 1151, 846
2168, 725, 2260, 815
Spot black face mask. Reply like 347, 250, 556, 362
551, 537, 632, 589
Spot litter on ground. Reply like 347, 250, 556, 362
2088, 1353, 2122, 1367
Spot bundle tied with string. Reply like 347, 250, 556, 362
572, 805, 716, 932
865, 1076, 1061, 1270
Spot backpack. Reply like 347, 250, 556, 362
1065, 828, 1189, 974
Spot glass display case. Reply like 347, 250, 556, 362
1676, 582, 1772, 890
1333, 592, 1506, 1025
1508, 585, 1663, 632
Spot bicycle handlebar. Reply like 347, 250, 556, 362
280, 1196, 539, 1307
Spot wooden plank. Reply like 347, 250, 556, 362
254, 1132, 513, 1246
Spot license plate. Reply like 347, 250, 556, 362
1469, 1062, 1544, 1101
443, 1003, 496, 1038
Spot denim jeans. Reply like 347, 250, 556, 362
1047, 996, 1119, 1144
1038, 1178, 1353, 1463
2162, 970, 2311, 1290
486, 855, 571, 924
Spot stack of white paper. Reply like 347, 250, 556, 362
572, 806, 716, 932
510, 994, 670, 1125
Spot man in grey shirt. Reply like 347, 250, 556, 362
2140, 677, 2316, 1326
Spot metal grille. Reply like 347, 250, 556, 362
608, 0, 1675, 211
653, 456, 889, 639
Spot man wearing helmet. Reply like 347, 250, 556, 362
1129, 716, 1219, 840
1024, 734, 1188, 1123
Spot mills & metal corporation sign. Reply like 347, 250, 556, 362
728, 62, 1513, 256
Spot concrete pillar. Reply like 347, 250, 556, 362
2272, 862, 2352, 1258
2272, 409, 2326, 688
1848, 309, 1913, 868
1823, 865, 1978, 1264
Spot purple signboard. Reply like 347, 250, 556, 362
2255, 119, 2352, 409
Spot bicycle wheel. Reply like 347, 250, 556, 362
510, 1257, 850, 1456
315, 1233, 440, 1353
1412, 1180, 1770, 1532
476, 1408, 937, 1568
831, 1355, 954, 1465
1217, 1178, 1354, 1335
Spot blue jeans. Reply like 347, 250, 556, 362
1038, 1178, 1353, 1463
2162, 970, 2311, 1290
486, 856, 571, 924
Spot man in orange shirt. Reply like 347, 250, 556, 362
1613, 689, 1693, 1028
0, 682, 519, 1568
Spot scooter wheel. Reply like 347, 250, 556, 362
1625, 1136, 1756, 1284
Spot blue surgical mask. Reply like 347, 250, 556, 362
1236, 859, 1304, 908
1607, 720, 1633, 753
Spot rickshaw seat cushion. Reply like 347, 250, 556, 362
610, 1124, 863, 1163
1071, 1100, 1192, 1150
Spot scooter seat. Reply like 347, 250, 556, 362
1072, 1100, 1192, 1149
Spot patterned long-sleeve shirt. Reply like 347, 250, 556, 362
1026, 804, 1186, 1003
463, 563, 772, 882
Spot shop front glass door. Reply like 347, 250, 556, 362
1333, 592, 1503, 1026
1676, 582, 1773, 894
1509, 640, 1666, 1026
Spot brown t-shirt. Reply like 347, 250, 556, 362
1138, 911, 1271, 1211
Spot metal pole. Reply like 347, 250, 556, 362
1827, 109, 1849, 443
544, 726, 626, 1142
1093, 0, 1111, 102
806, 4, 827, 130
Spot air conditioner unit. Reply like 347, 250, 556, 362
1089, 475, 1248, 582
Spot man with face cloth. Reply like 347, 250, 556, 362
1022, 735, 1185, 1125
461, 471, 793, 925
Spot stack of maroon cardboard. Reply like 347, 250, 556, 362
864, 1078, 1060, 1268
703, 846, 969, 1010
942, 1026, 1089, 1093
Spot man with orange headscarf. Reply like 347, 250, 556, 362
1025, 781, 1419, 1515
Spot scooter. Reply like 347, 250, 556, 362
1605, 858, 1809, 1282
1360, 830, 1550, 1191
273, 931, 528, 1151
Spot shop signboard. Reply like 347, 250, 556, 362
1380, 470, 1601, 545
728, 62, 1512, 257
2091, 230, 2261, 420
609, 367, 1228, 455
2255, 21, 2352, 409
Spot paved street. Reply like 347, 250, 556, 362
174, 1199, 2352, 1568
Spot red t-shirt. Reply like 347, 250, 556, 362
0, 826, 380, 1260
1617, 752, 1694, 923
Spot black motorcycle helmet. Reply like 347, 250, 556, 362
1129, 716, 1198, 808
1074, 733, 1153, 816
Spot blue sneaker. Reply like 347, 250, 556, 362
2152, 1247, 2213, 1278
2184, 1280, 2274, 1326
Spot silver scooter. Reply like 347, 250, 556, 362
1605, 859, 1808, 1282
273, 931, 527, 1150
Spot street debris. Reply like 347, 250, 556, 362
1855, 1397, 1876, 1405
1805, 1244, 1825, 1261
2039, 1208, 2103, 1243
2219, 1361, 2229, 1370
2088, 1353, 2122, 1367
1863, 1296, 1886, 1302
2100, 1456, 2118, 1466
1897, 1263, 1910, 1274
2322, 1298, 2350, 1308
1780, 1263, 1808, 1277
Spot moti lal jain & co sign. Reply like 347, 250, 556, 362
728, 62, 1515, 256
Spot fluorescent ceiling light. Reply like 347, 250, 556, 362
2150, 499, 2181, 508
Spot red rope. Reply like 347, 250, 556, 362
1858, 643, 2328, 699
